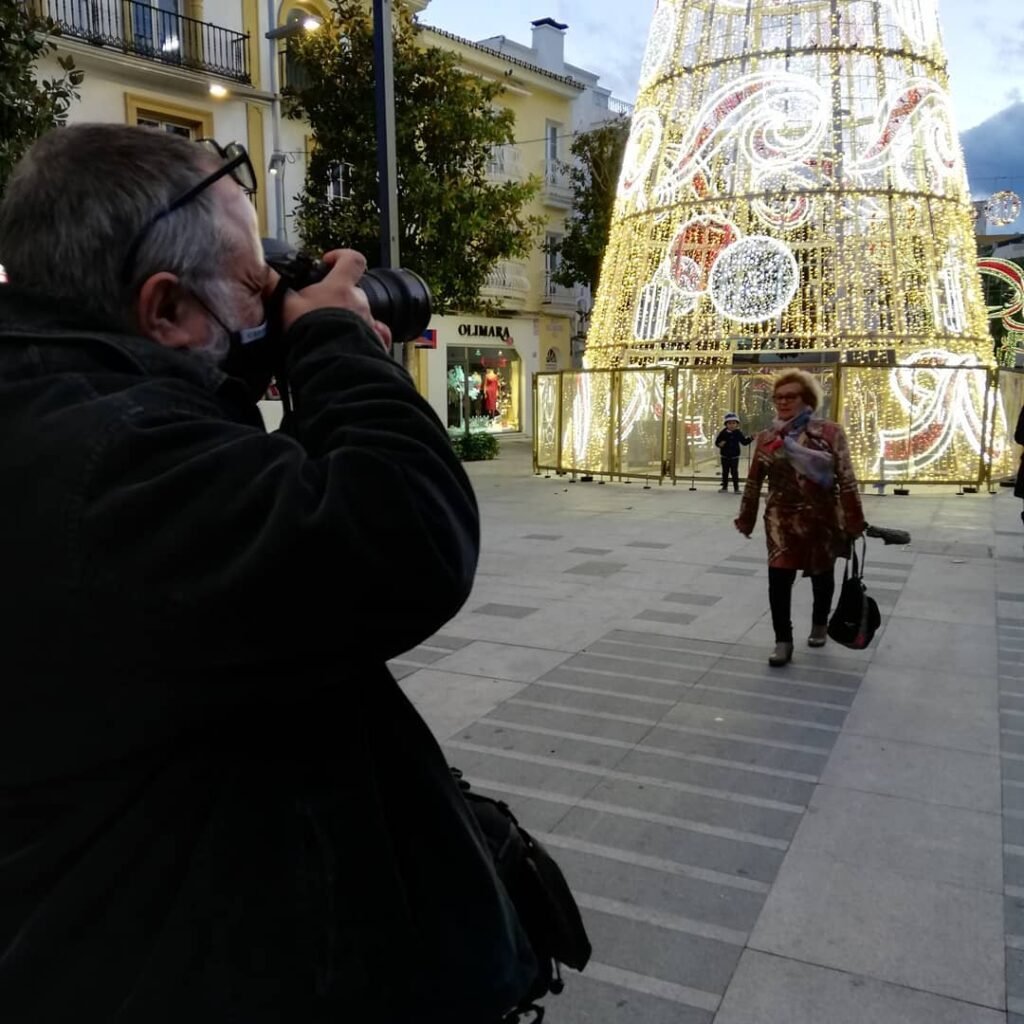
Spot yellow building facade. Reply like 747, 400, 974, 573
31, 0, 582, 437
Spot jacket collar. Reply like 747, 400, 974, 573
0, 284, 229, 393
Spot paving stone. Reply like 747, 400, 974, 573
550, 844, 766, 934
553, 805, 787, 885
429, 640, 573, 682
634, 609, 699, 625
569, 650, 711, 683
585, 776, 802, 842
564, 561, 628, 577
659, 701, 838, 751
553, 973, 713, 1024
541, 664, 699, 701
792, 785, 1002, 891
627, 541, 672, 549
452, 722, 628, 770
425, 633, 475, 651
471, 602, 538, 618
602, 629, 731, 656
581, 908, 741, 994
518, 681, 674, 718
617, 748, 816, 807
490, 700, 653, 744
570, 546, 614, 555
820, 734, 1002, 813
1008, 947, 1024, 999
697, 670, 857, 709
1006, 850, 1024, 888
643, 725, 829, 777
582, 641, 720, 672
750, 849, 1005, 1008
663, 592, 723, 606
716, 950, 1006, 1024
683, 687, 848, 728
523, 533, 562, 540
707, 566, 758, 577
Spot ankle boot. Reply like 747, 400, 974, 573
808, 623, 828, 648
769, 641, 794, 667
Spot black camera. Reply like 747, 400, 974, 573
262, 238, 432, 346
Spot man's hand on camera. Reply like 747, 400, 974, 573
267, 249, 392, 351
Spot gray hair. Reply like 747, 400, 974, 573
0, 123, 239, 329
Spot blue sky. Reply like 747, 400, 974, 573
421, 0, 1021, 134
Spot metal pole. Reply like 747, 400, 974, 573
373, 0, 400, 268
266, 0, 286, 241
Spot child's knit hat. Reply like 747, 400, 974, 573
724, 412, 739, 424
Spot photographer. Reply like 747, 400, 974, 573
0, 125, 536, 1022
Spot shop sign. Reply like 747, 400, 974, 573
458, 323, 514, 343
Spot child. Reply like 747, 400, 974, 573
715, 413, 752, 492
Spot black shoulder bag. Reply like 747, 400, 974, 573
451, 769, 592, 1023
827, 536, 881, 649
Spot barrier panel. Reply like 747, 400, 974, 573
534, 361, 1014, 488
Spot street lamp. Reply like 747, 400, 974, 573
264, 8, 320, 241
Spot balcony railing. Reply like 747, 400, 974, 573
540, 160, 573, 207
39, 0, 251, 83
609, 96, 635, 118
486, 144, 524, 182
543, 272, 580, 309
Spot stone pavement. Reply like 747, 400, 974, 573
391, 438, 1024, 1023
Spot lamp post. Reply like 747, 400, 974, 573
265, 9, 321, 242
373, 0, 399, 270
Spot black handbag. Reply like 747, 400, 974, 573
827, 537, 881, 649
451, 769, 592, 1022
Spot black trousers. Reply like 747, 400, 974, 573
768, 567, 835, 643
720, 456, 740, 489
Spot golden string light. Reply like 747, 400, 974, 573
547, 0, 1012, 484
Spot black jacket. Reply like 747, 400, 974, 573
714, 427, 752, 459
0, 288, 536, 1022
1016, 405, 1024, 499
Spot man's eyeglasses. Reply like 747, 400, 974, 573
120, 139, 257, 286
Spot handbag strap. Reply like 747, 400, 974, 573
845, 535, 867, 582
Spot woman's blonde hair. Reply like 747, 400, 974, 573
773, 369, 823, 412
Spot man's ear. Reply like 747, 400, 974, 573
135, 272, 206, 349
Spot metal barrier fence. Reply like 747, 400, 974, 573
533, 364, 1024, 488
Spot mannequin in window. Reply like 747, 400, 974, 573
483, 369, 501, 419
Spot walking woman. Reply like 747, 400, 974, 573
735, 370, 865, 667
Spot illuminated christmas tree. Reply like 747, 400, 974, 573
579, 0, 1010, 483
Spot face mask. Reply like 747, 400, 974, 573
190, 287, 267, 364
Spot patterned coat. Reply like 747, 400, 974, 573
736, 418, 865, 574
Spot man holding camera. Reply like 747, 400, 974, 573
0, 124, 536, 1021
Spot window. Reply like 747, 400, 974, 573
547, 123, 560, 165
127, 93, 212, 141
545, 233, 562, 294
136, 115, 195, 139
133, 0, 182, 58
446, 345, 521, 433
326, 160, 352, 202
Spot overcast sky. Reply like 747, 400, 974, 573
421, 0, 1022, 134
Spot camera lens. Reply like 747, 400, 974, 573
358, 268, 433, 346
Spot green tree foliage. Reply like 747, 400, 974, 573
283, 0, 543, 314
0, 0, 82, 198
548, 116, 629, 295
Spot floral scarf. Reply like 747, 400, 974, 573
764, 408, 835, 488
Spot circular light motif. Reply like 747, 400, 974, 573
708, 236, 799, 324
985, 190, 1022, 227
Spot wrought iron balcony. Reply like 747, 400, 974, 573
543, 272, 580, 310
540, 160, 573, 208
481, 260, 530, 310
39, 0, 251, 83
486, 144, 524, 182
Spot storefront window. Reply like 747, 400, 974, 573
446, 345, 521, 433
